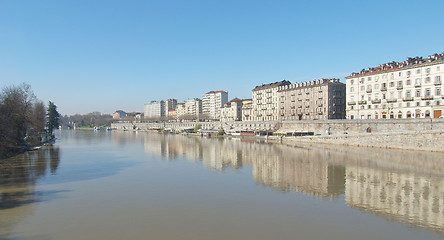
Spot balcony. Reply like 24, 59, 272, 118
435, 80, 442, 85
396, 85, 403, 90
380, 87, 387, 91
415, 83, 421, 88
387, 98, 398, 103
371, 99, 381, 104
366, 89, 372, 93
402, 97, 414, 101
358, 100, 367, 105
421, 96, 434, 100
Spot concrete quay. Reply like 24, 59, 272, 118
111, 119, 444, 152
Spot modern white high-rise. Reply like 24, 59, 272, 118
185, 98, 202, 119
202, 90, 228, 120
144, 100, 165, 119
346, 52, 444, 119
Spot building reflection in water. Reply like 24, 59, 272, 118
141, 133, 444, 234
0, 146, 61, 239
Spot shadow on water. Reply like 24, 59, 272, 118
138, 132, 444, 235
0, 146, 66, 210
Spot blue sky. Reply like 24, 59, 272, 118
1, 0, 443, 115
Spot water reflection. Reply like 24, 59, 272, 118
140, 133, 444, 234
0, 146, 62, 238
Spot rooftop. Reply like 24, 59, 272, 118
346, 51, 444, 79
253, 80, 291, 91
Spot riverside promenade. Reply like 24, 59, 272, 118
111, 119, 444, 152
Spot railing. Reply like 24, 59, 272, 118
387, 98, 398, 103
366, 89, 372, 93
358, 100, 367, 105
381, 87, 387, 91
421, 96, 434, 100
397, 85, 403, 90
347, 101, 356, 105
435, 80, 442, 85
371, 99, 381, 104
402, 97, 414, 101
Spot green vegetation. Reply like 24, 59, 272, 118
46, 101, 60, 136
194, 124, 202, 133
0, 83, 54, 159
61, 112, 113, 129
218, 129, 225, 136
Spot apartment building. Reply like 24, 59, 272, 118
220, 98, 243, 121
277, 79, 346, 120
202, 90, 228, 120
144, 100, 165, 119
252, 80, 291, 121
241, 99, 253, 121
164, 99, 177, 118
185, 98, 202, 119
346, 52, 444, 119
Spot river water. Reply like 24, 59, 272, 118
0, 130, 443, 240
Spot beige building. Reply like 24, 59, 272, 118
220, 98, 243, 121
202, 90, 228, 120
277, 78, 346, 120
176, 103, 186, 120
241, 99, 253, 121
252, 80, 291, 121
346, 52, 444, 119
112, 110, 127, 119
164, 99, 177, 118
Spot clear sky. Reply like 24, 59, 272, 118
1, 0, 443, 115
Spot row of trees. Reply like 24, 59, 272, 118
61, 112, 113, 128
0, 83, 59, 159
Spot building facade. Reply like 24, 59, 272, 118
252, 80, 291, 121
241, 99, 253, 121
113, 110, 127, 119
277, 79, 346, 120
220, 98, 243, 121
202, 90, 228, 120
144, 101, 165, 119
185, 98, 202, 119
346, 53, 444, 119
164, 99, 177, 119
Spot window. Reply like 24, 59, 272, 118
391, 73, 394, 80
407, 71, 411, 77
416, 90, 421, 97
390, 82, 395, 87
361, 86, 365, 91
398, 91, 402, 98
398, 80, 403, 87
368, 77, 372, 81
368, 95, 371, 101
426, 68, 431, 74
375, 93, 379, 99
376, 76, 379, 81
426, 77, 431, 83
375, 84, 379, 89
425, 89, 431, 97
416, 69, 421, 74
438, 66, 440, 71
437, 88, 441, 96
406, 79, 411, 85
415, 78, 421, 86
416, 102, 420, 106
382, 93, 386, 99
426, 101, 430, 106
437, 101, 441, 106
406, 102, 410, 107
351, 79, 354, 84
350, 87, 354, 92
399, 72, 402, 77
406, 91, 411, 98
436, 76, 441, 82
361, 95, 364, 100
367, 85, 372, 90
361, 78, 365, 84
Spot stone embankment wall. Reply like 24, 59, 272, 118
280, 130, 444, 152
112, 119, 444, 135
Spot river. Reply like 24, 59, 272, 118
0, 130, 443, 240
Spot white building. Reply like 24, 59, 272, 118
144, 100, 165, 119
185, 98, 202, 120
346, 52, 444, 119
252, 80, 291, 121
202, 90, 228, 120
241, 99, 253, 121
